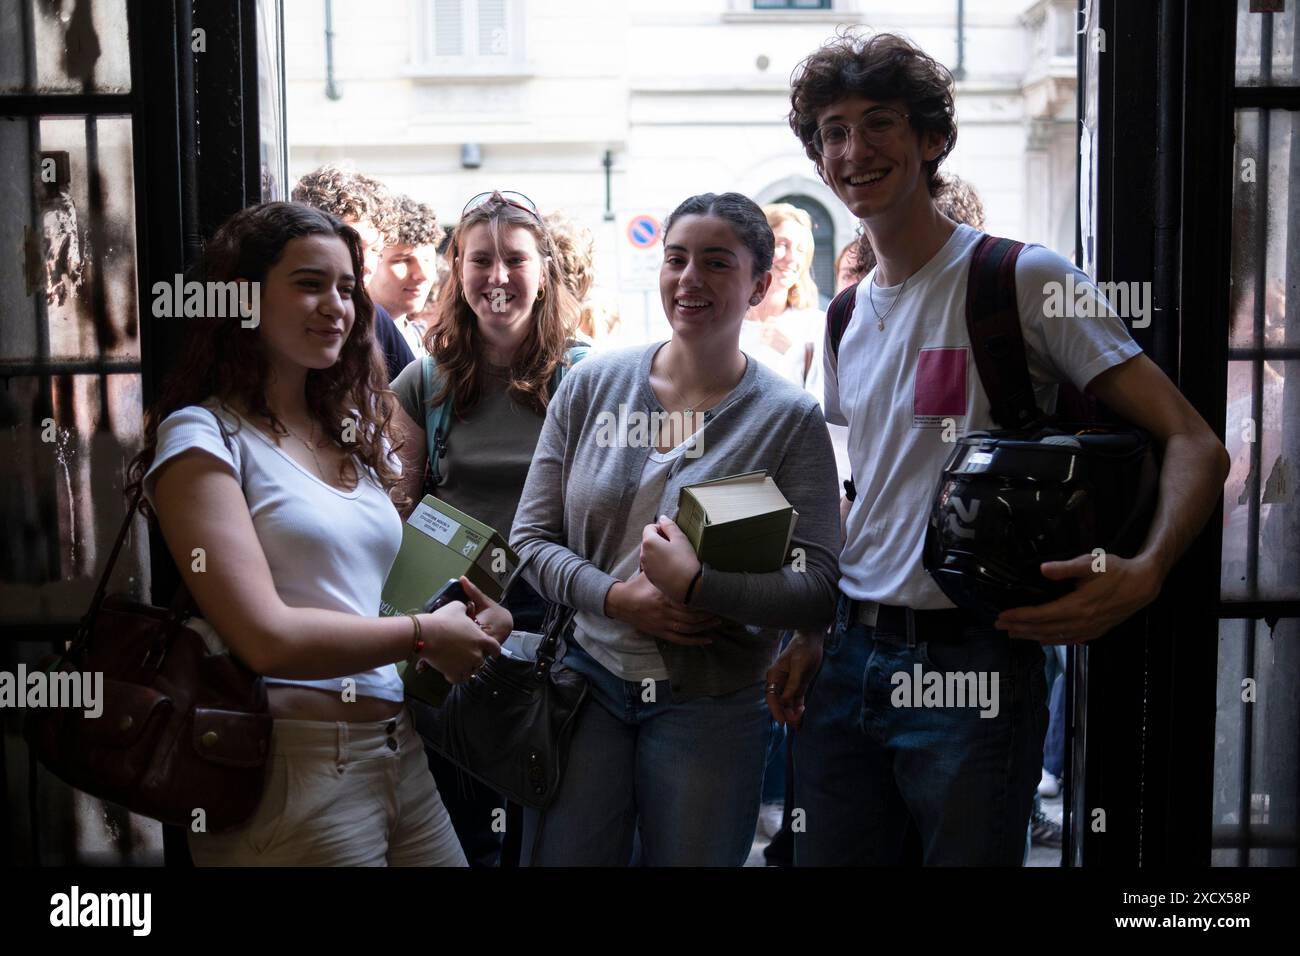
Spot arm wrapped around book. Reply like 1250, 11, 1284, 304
686, 405, 841, 632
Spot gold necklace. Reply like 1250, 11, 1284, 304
282, 418, 327, 482
662, 354, 735, 417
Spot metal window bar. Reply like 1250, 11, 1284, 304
1233, 11, 1268, 867
1218, 5, 1300, 864
15, 0, 58, 585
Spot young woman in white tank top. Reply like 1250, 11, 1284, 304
130, 202, 509, 866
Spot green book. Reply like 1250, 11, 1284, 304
381, 495, 519, 707
676, 471, 798, 573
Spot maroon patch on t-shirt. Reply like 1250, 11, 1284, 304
914, 347, 968, 420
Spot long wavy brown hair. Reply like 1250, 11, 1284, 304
127, 201, 403, 512
423, 194, 580, 418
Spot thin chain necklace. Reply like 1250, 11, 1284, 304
868, 270, 911, 331
282, 418, 327, 482
663, 358, 734, 416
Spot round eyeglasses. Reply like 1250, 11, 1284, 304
461, 190, 540, 220
814, 108, 910, 160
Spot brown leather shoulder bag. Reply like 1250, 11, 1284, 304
24, 488, 272, 834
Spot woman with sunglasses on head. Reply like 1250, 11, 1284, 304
509, 192, 841, 866
131, 202, 511, 866
390, 191, 584, 626
389, 190, 585, 866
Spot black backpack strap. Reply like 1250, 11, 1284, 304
823, 285, 860, 502
826, 284, 858, 361
966, 234, 1043, 430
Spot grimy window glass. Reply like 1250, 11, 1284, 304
1221, 109, 1300, 602
1235, 0, 1297, 87
1212, 618, 1300, 866
0, 0, 132, 94
0, 113, 145, 614
0, 3, 159, 865
1213, 1, 1300, 868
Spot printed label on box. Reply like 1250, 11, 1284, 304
410, 502, 461, 546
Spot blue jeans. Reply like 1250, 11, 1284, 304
794, 594, 1048, 866
522, 636, 772, 866
1043, 645, 1068, 779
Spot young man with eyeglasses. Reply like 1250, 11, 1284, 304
767, 31, 1229, 865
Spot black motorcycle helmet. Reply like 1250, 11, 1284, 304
923, 424, 1158, 621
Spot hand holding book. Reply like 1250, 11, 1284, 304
638, 514, 702, 603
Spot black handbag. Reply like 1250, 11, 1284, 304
407, 601, 588, 810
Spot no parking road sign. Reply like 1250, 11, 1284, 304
627, 215, 661, 249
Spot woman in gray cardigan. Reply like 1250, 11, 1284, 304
510, 192, 841, 866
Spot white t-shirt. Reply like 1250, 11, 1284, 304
395, 314, 429, 357
825, 224, 1143, 608
143, 403, 406, 701
572, 430, 706, 681
740, 307, 825, 400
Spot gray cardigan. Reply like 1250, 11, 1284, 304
509, 342, 841, 700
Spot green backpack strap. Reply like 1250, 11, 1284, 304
422, 355, 453, 487
553, 342, 591, 391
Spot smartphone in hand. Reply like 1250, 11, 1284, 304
422, 578, 471, 614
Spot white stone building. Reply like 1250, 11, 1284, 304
286, 0, 1078, 341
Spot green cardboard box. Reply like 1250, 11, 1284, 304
382, 495, 519, 707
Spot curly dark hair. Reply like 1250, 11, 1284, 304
788, 29, 957, 197
382, 194, 441, 248
292, 164, 396, 233
128, 202, 403, 511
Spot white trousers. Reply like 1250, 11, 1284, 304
188, 707, 466, 867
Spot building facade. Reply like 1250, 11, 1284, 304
286, 0, 1078, 340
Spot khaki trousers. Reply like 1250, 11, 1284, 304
189, 707, 467, 867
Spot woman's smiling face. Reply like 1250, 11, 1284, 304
660, 214, 770, 335
458, 222, 545, 335
256, 234, 357, 372
771, 220, 811, 292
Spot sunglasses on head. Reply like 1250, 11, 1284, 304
461, 190, 541, 221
